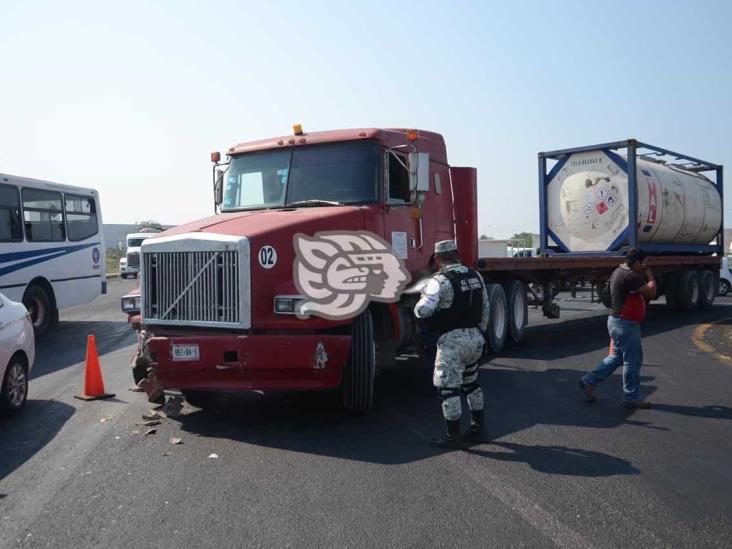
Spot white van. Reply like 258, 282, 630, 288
720, 257, 732, 296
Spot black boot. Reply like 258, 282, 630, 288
469, 410, 484, 442
430, 419, 463, 448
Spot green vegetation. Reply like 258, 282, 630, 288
106, 248, 124, 275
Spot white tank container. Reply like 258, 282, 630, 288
546, 150, 721, 252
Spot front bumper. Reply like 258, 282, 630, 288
120, 266, 139, 275
147, 334, 352, 391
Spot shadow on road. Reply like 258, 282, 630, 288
465, 441, 640, 476
505, 302, 732, 361
32, 320, 135, 379
168, 301, 732, 475
0, 399, 74, 481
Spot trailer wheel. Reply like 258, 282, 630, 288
699, 270, 717, 309
342, 310, 375, 413
663, 272, 680, 309
502, 280, 528, 343
486, 284, 508, 354
675, 271, 700, 311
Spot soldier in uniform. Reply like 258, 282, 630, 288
414, 240, 490, 447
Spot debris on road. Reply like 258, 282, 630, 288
130, 430, 141, 435
100, 417, 113, 423
169, 437, 183, 445
129, 386, 144, 393
142, 411, 165, 421
208, 453, 219, 459
140, 420, 161, 427
143, 428, 157, 436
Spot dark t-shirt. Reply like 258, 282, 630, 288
610, 265, 646, 321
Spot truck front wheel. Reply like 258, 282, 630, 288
342, 310, 375, 413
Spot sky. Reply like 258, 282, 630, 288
1, 0, 731, 238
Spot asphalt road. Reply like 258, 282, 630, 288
2, 280, 732, 548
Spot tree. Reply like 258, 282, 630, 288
479, 234, 494, 240
510, 232, 534, 246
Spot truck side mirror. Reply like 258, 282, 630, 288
214, 170, 224, 205
408, 152, 430, 192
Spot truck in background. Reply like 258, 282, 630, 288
121, 229, 160, 279
121, 130, 723, 411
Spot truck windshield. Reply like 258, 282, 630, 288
222, 141, 379, 211
128, 238, 146, 247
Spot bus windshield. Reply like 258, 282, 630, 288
222, 141, 379, 211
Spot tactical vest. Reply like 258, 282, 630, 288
423, 268, 484, 336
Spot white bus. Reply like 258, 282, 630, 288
0, 173, 106, 335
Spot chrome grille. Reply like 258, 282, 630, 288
143, 250, 240, 324
127, 252, 140, 267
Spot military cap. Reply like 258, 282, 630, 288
434, 240, 458, 254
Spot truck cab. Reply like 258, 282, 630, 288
128, 128, 479, 411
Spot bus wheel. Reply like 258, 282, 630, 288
699, 270, 717, 309
22, 284, 55, 337
486, 284, 508, 353
502, 280, 527, 343
675, 271, 700, 311
342, 310, 375, 413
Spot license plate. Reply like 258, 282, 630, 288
171, 344, 200, 362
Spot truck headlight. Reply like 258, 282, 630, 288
121, 296, 141, 312
273, 296, 303, 314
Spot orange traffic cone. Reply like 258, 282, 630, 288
74, 335, 115, 401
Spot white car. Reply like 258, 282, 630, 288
0, 292, 35, 414
720, 257, 732, 297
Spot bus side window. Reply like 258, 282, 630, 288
0, 183, 23, 242
65, 194, 98, 241
22, 188, 65, 242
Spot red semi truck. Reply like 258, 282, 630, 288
121, 128, 723, 410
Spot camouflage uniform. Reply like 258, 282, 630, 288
414, 263, 490, 422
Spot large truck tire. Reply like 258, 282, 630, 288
22, 283, 57, 337
699, 270, 717, 309
502, 280, 528, 343
675, 270, 700, 311
342, 310, 375, 413
486, 283, 508, 354
664, 272, 680, 309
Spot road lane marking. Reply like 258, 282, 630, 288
692, 318, 732, 366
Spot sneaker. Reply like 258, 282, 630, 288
622, 400, 652, 409
577, 378, 596, 402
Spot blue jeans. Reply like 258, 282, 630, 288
582, 316, 643, 402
